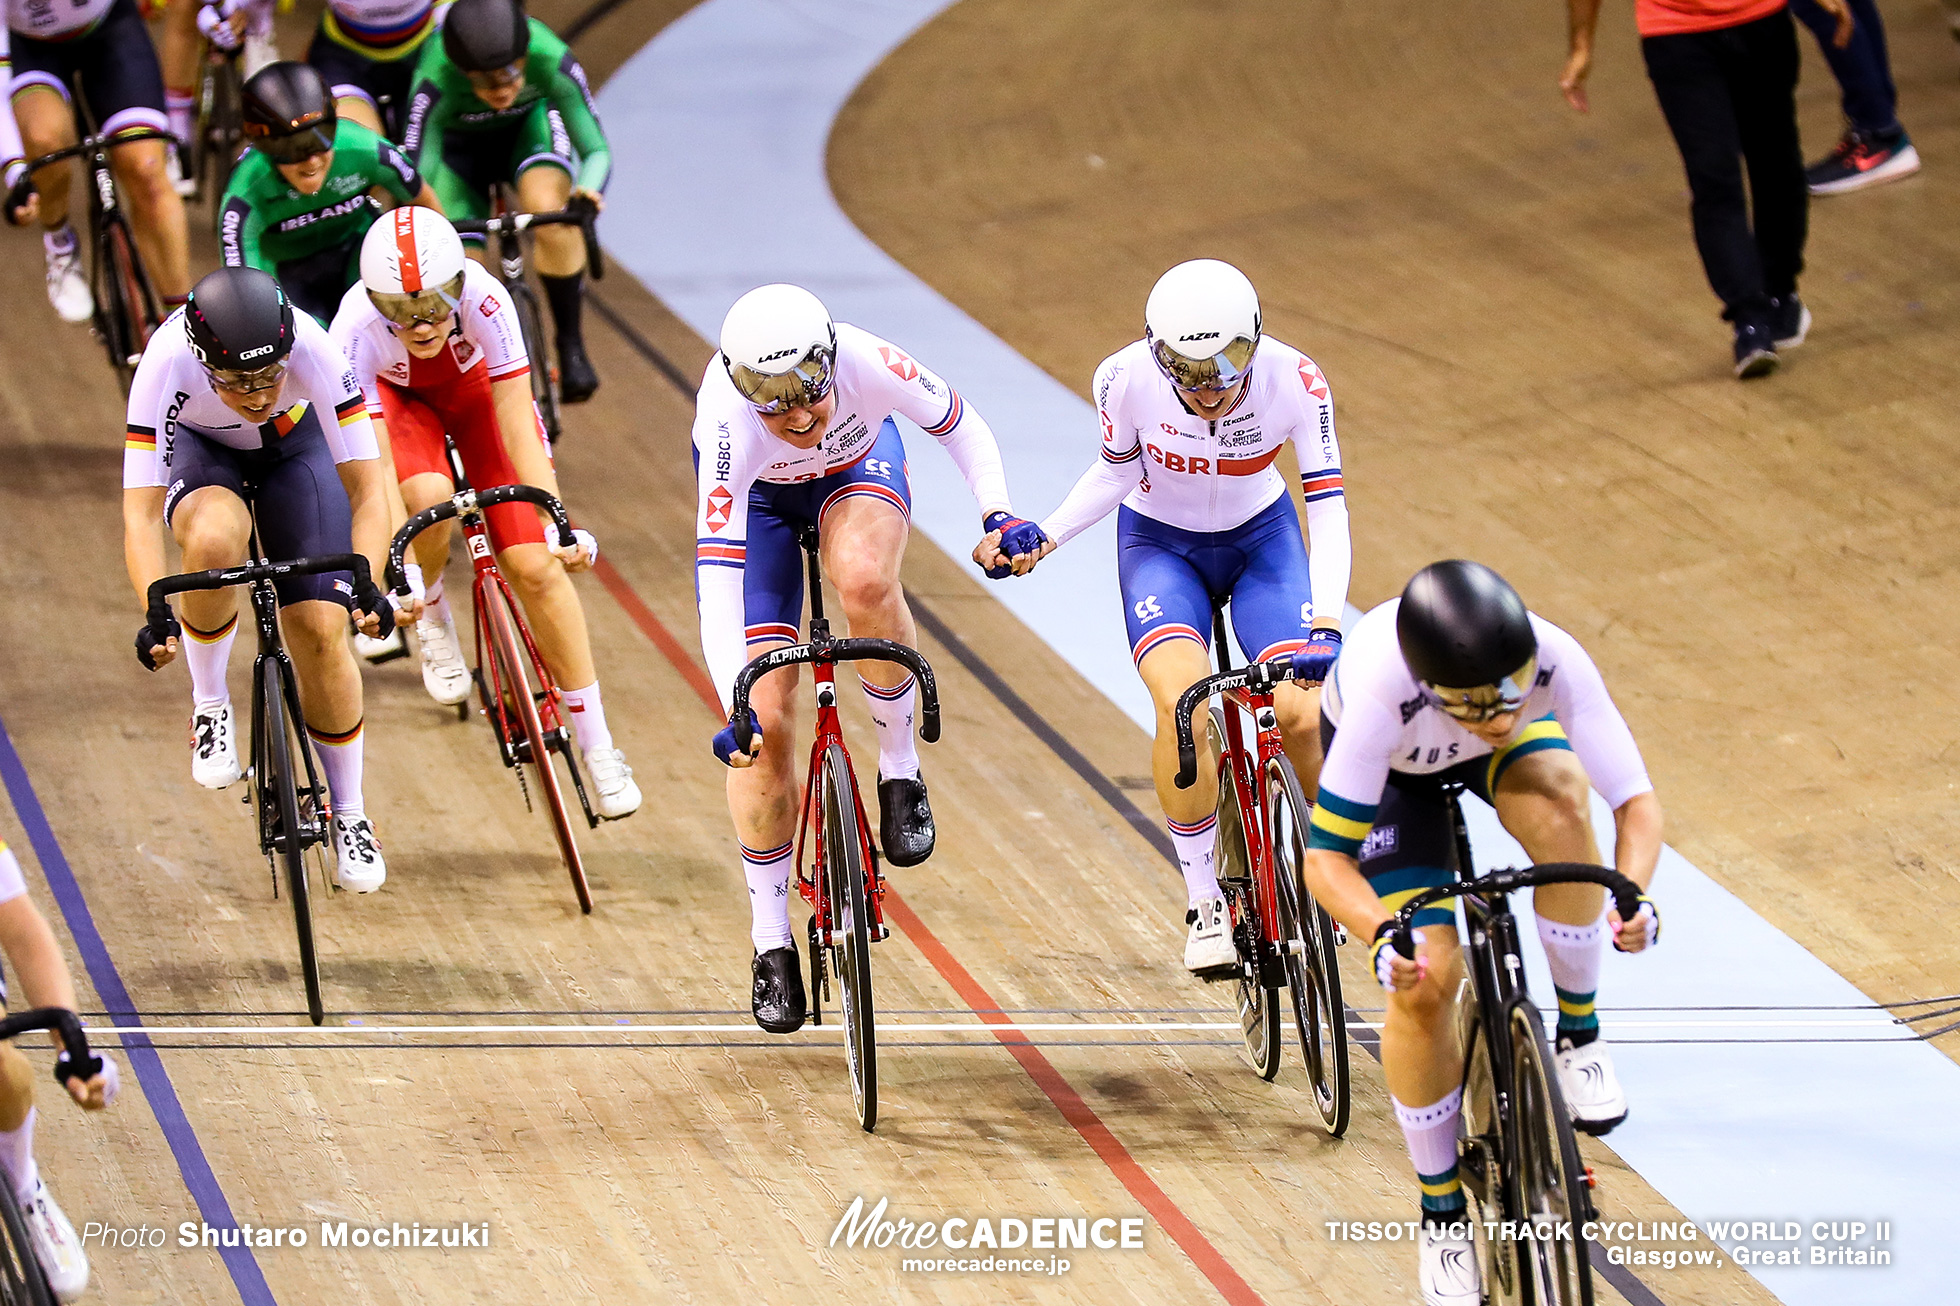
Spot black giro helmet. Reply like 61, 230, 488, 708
241, 62, 336, 154
441, 0, 531, 72
184, 267, 297, 372
1396, 560, 1536, 689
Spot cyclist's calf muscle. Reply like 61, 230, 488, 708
726, 654, 804, 846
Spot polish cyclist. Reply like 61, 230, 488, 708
330, 207, 643, 820
699, 283, 1048, 1034
1305, 559, 1663, 1306
1000, 259, 1351, 976
125, 267, 405, 892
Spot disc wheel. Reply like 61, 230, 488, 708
1510, 998, 1595, 1305
821, 742, 877, 1131
1267, 756, 1349, 1135
1210, 708, 1279, 1080
259, 654, 323, 1025
482, 582, 591, 912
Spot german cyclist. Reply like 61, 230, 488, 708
125, 267, 404, 892
330, 207, 643, 820
1000, 259, 1351, 976
221, 62, 440, 325
0, 839, 121, 1302
1305, 560, 1663, 1305
699, 283, 1043, 1033
3, 0, 191, 322
401, 0, 608, 403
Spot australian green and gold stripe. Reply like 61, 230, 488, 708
1487, 714, 1572, 791
1308, 788, 1377, 855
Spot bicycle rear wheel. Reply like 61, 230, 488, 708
260, 654, 324, 1025
0, 1169, 54, 1306
508, 279, 562, 443
482, 581, 591, 912
203, 62, 241, 209
1209, 708, 1280, 1080
820, 741, 877, 1131
1510, 998, 1595, 1306
1267, 756, 1349, 1135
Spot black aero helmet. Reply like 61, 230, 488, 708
184, 267, 297, 373
1397, 560, 1536, 690
441, 0, 531, 72
241, 62, 336, 162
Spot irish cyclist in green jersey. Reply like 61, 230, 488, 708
401, 0, 609, 404
220, 62, 441, 326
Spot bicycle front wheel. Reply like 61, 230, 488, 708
1209, 708, 1280, 1081
0, 1165, 54, 1306
820, 741, 877, 1131
97, 219, 148, 394
1510, 998, 1595, 1306
261, 654, 324, 1025
1267, 756, 1349, 1135
1460, 1003, 1526, 1305
481, 581, 591, 912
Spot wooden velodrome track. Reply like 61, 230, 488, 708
0, 0, 1950, 1302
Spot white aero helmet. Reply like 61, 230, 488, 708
720, 283, 837, 414
360, 207, 468, 326
1144, 259, 1261, 391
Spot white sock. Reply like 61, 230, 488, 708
1393, 1088, 1465, 1215
561, 681, 613, 754
183, 615, 238, 710
1537, 911, 1605, 1040
309, 720, 365, 819
861, 674, 919, 780
1168, 813, 1221, 905
0, 1108, 38, 1202
166, 91, 194, 147
43, 225, 76, 258
742, 839, 794, 951
424, 573, 453, 625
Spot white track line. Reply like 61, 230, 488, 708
78, 1017, 1904, 1036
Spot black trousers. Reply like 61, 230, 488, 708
1642, 10, 1808, 325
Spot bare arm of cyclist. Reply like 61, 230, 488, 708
121, 487, 176, 664
1605, 791, 1663, 951
488, 372, 581, 566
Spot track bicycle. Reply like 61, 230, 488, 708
387, 480, 599, 912
10, 117, 171, 394
146, 544, 386, 1026
1172, 607, 1350, 1134
1382, 791, 1644, 1306
451, 193, 603, 445
189, 42, 245, 212
0, 1007, 107, 1306
725, 527, 941, 1132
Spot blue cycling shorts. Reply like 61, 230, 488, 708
743, 417, 911, 647
1118, 496, 1313, 667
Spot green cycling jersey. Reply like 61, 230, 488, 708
218, 120, 425, 271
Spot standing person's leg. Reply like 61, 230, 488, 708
1791, 0, 1920, 193
1733, 11, 1810, 346
1642, 28, 1776, 374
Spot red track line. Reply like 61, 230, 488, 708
593, 561, 1265, 1306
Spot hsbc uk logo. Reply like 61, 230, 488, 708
879, 346, 919, 382
705, 485, 734, 532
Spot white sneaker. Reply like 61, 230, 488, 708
1418, 1221, 1481, 1306
166, 146, 196, 198
353, 623, 406, 664
416, 613, 472, 705
44, 242, 91, 324
1183, 894, 1237, 974
1555, 1037, 1628, 1135
20, 1177, 88, 1302
585, 746, 641, 820
331, 814, 386, 893
190, 702, 242, 790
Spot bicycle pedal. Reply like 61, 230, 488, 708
1192, 963, 1242, 984
1583, 1165, 1598, 1189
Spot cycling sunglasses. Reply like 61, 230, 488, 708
1425, 655, 1539, 725
727, 346, 835, 416
368, 274, 466, 328
247, 122, 335, 166
206, 359, 290, 395
465, 62, 526, 91
1149, 332, 1257, 393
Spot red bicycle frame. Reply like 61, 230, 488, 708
792, 660, 887, 947
460, 511, 573, 762
1213, 677, 1289, 962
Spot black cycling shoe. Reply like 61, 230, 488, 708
557, 337, 599, 404
877, 772, 935, 868
752, 945, 807, 1034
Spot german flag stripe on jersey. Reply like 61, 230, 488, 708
264, 403, 309, 439
1308, 788, 1378, 856
1301, 467, 1345, 502
334, 395, 366, 425
923, 390, 964, 436
125, 425, 157, 452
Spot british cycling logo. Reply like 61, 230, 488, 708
829, 1196, 1142, 1277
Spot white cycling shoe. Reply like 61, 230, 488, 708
165, 146, 196, 198
21, 1176, 88, 1302
416, 614, 472, 706
353, 624, 407, 664
1419, 1220, 1481, 1306
1183, 894, 1237, 975
331, 814, 386, 893
190, 702, 242, 790
44, 244, 91, 324
585, 747, 641, 820
1555, 1036, 1628, 1135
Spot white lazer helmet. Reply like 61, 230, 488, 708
1144, 259, 1261, 391
719, 283, 837, 414
360, 207, 468, 325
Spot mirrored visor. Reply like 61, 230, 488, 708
248, 123, 335, 165
727, 346, 835, 415
1425, 655, 1539, 724
206, 359, 290, 395
465, 62, 527, 91
368, 274, 466, 328
1150, 333, 1257, 392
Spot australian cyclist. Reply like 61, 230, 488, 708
220, 62, 441, 326
1306, 559, 1663, 1306
401, 0, 608, 404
